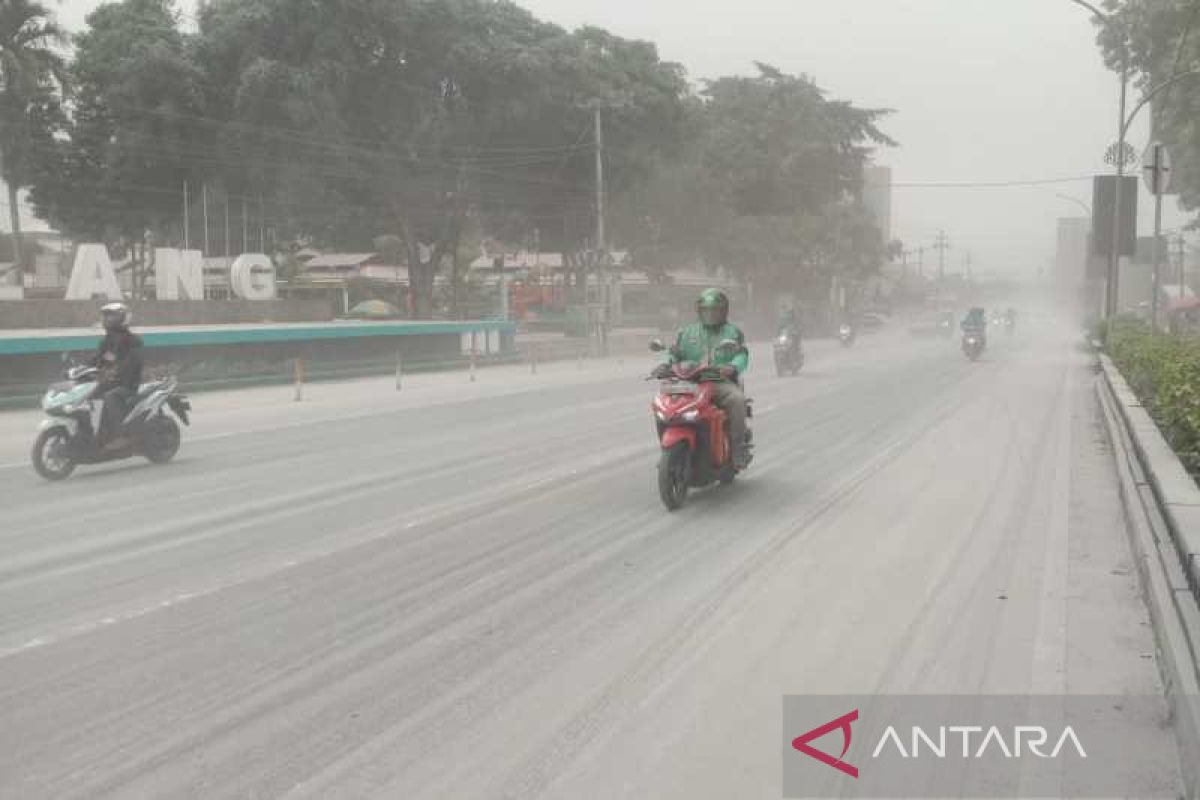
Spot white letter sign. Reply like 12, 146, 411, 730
65, 244, 124, 300
229, 254, 276, 300
154, 248, 205, 300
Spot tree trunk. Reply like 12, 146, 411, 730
449, 229, 462, 320
402, 233, 439, 320
7, 181, 22, 285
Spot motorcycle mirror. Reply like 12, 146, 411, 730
649, 339, 666, 353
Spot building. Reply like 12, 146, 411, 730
1056, 217, 1090, 286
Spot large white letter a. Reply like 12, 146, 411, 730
65, 244, 123, 300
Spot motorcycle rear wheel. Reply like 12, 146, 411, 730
32, 427, 76, 481
658, 442, 691, 511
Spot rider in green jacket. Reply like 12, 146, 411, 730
656, 288, 751, 468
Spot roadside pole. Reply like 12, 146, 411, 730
293, 357, 304, 402
1144, 141, 1171, 331
1179, 234, 1187, 301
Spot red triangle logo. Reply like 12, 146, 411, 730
791, 708, 859, 779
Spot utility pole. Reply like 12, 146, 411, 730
183, 181, 190, 250
242, 198, 249, 255
202, 183, 210, 256
594, 106, 606, 254
933, 231, 950, 282
1178, 233, 1187, 300
1110, 56, 1129, 319
224, 196, 230, 259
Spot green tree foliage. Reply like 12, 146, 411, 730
1091, 0, 1200, 215
1107, 316, 1200, 478
0, 0, 66, 275
32, 0, 203, 243
612, 63, 894, 296
26, 1, 892, 316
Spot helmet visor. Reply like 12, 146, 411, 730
699, 306, 725, 327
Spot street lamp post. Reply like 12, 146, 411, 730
1069, 0, 1129, 318
1070, 0, 1200, 318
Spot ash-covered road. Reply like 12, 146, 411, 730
0, 315, 1181, 798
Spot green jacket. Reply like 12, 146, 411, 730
666, 322, 750, 376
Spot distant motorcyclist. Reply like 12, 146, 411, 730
776, 304, 802, 354
1004, 307, 1017, 330
961, 307, 988, 338
777, 304, 800, 336
92, 302, 144, 449
654, 288, 751, 469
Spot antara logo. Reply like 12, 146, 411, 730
872, 725, 1088, 759
792, 709, 860, 778
792, 710, 1087, 779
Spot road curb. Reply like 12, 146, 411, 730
1096, 361, 1200, 800
1100, 356, 1200, 598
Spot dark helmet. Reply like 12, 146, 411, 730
697, 288, 729, 329
100, 302, 131, 332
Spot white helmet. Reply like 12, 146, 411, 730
100, 302, 131, 332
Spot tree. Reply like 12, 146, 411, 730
620, 64, 893, 301
0, 0, 66, 278
1090, 0, 1200, 215
190, 0, 690, 317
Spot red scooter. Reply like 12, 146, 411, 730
649, 339, 753, 511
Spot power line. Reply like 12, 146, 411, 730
892, 176, 1095, 189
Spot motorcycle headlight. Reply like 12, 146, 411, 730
777, 335, 789, 345
681, 409, 700, 422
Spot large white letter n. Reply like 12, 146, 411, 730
154, 249, 204, 300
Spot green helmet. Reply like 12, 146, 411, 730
697, 288, 729, 328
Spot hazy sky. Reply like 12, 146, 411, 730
25, 0, 1190, 275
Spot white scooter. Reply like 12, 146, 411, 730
32, 359, 191, 481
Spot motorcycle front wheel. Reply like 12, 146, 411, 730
143, 416, 181, 464
32, 427, 77, 481
657, 441, 691, 511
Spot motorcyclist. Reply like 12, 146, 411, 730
92, 302, 144, 449
654, 288, 751, 469
1004, 307, 1017, 329
961, 307, 988, 339
777, 304, 802, 355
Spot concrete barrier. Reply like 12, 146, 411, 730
1101, 356, 1200, 598
1096, 355, 1200, 800
0, 320, 516, 408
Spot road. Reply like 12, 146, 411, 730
0, 314, 1184, 798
